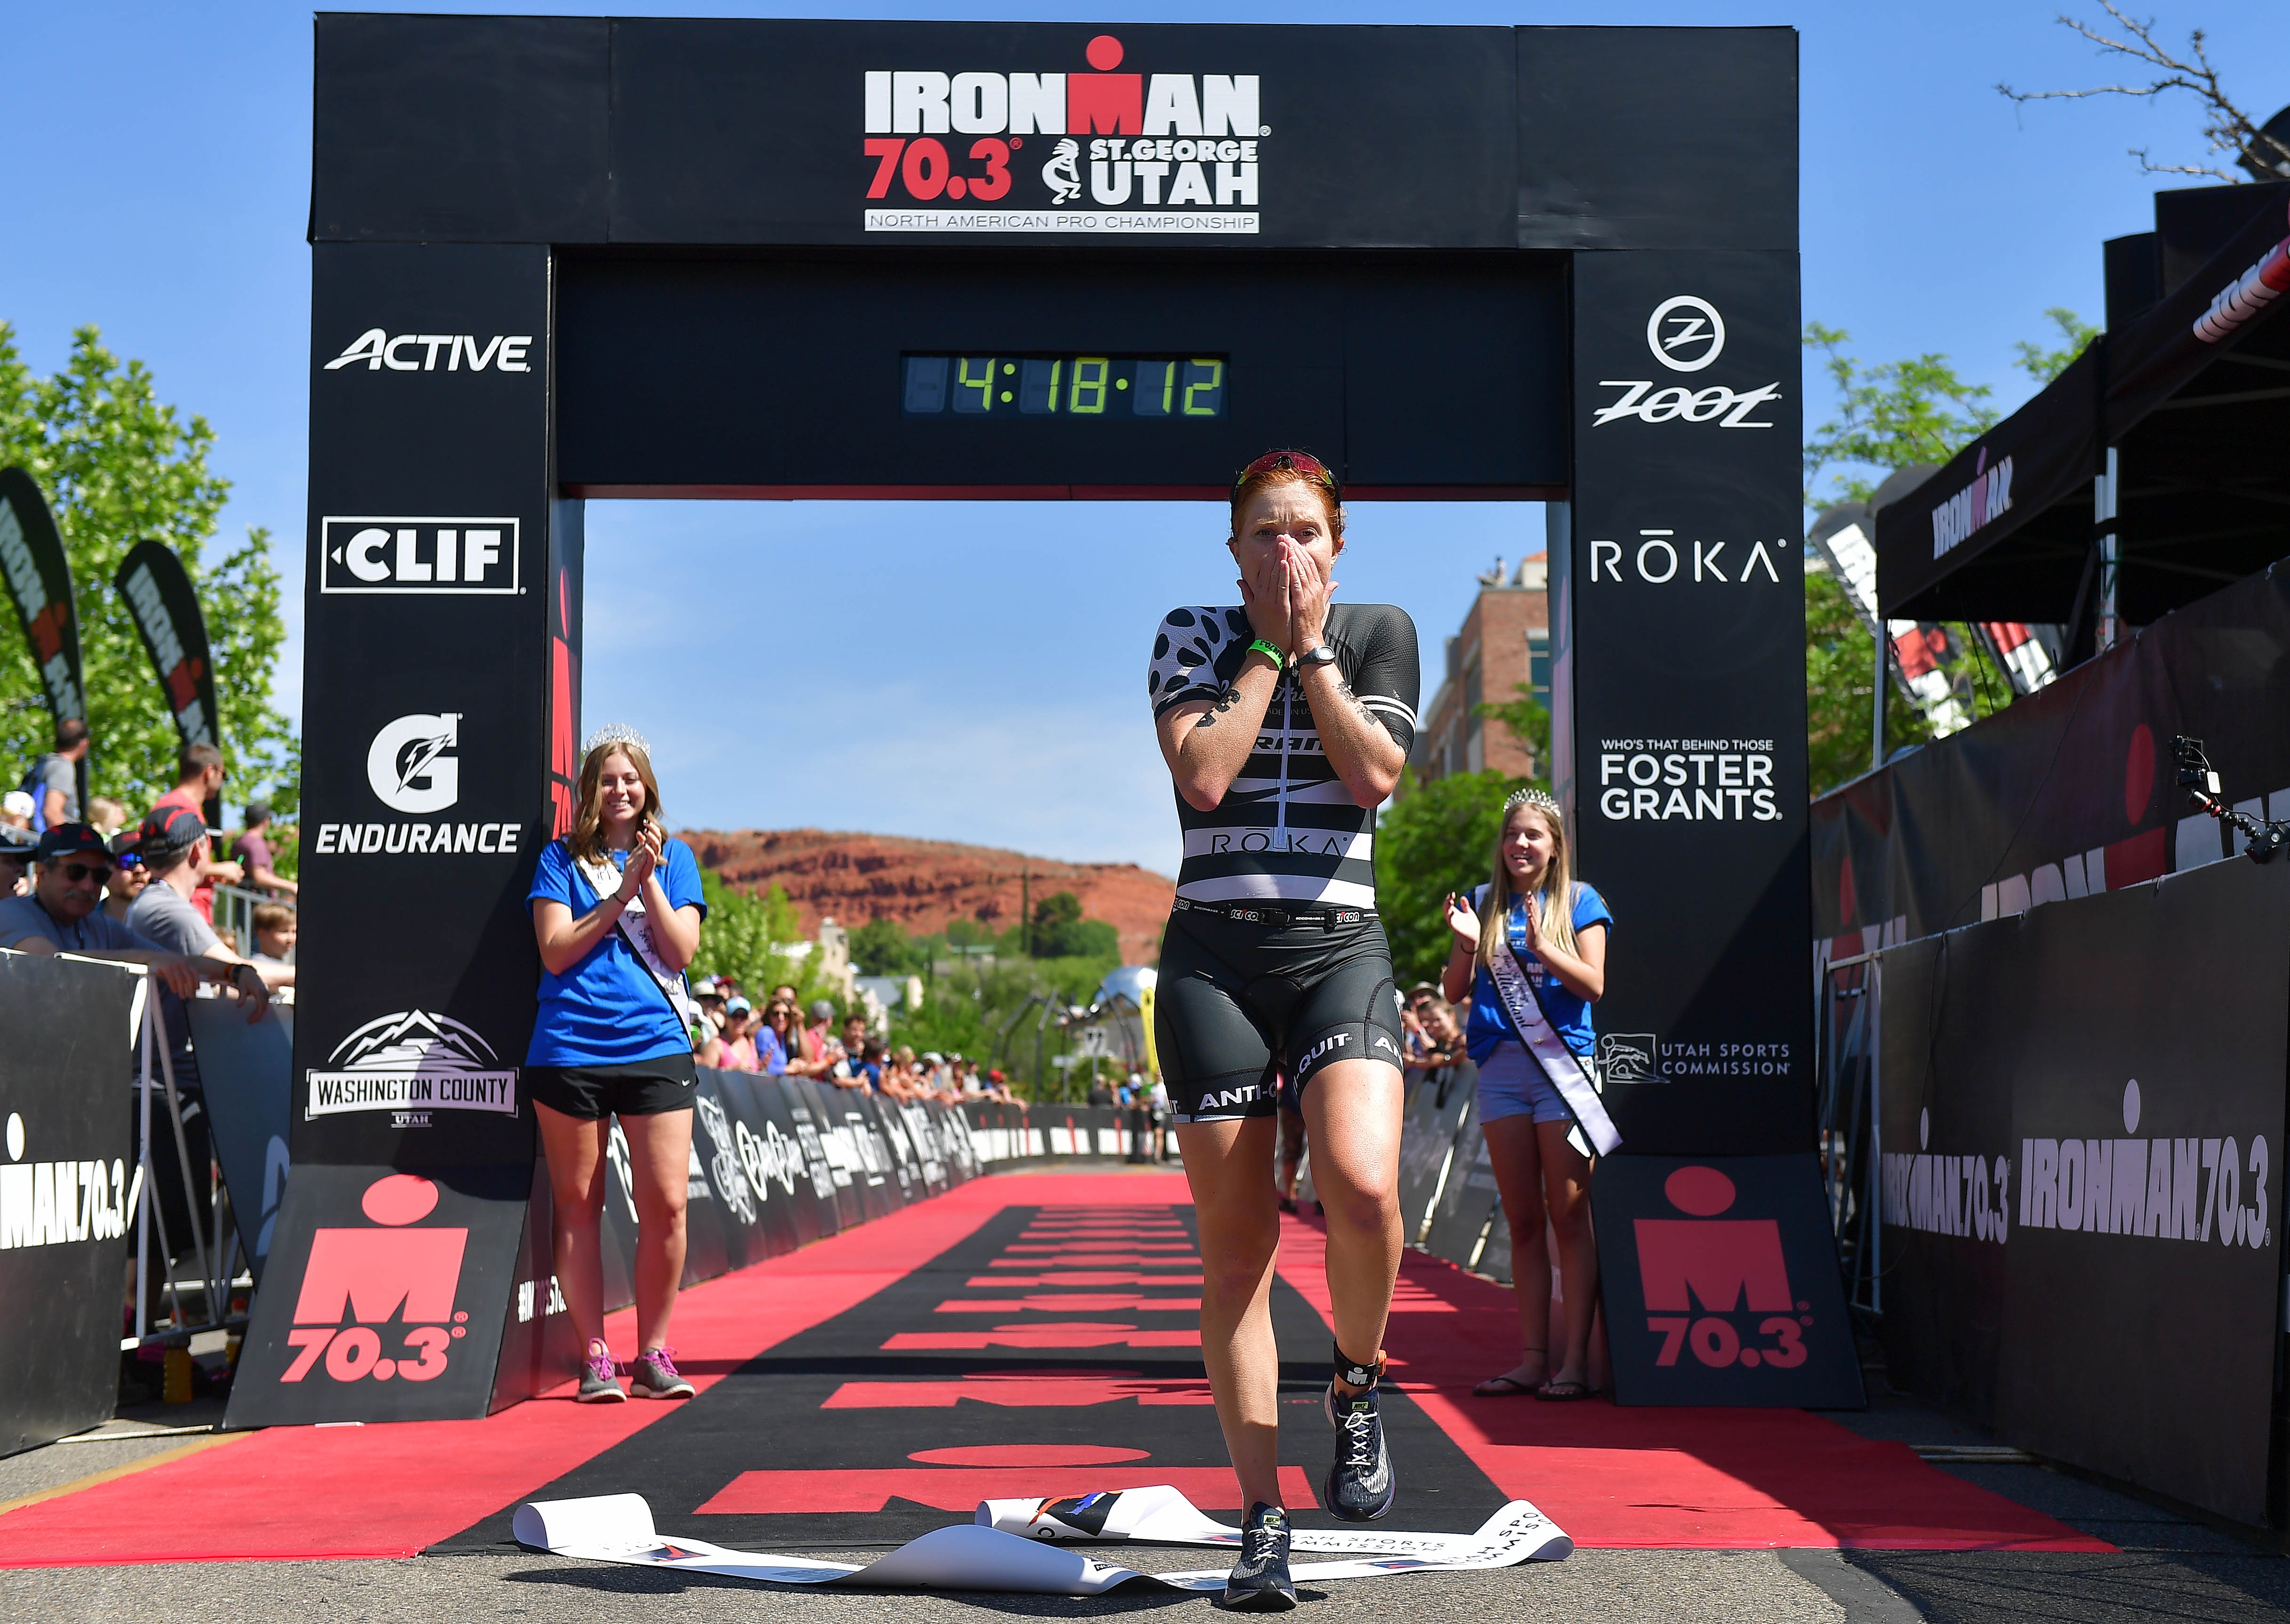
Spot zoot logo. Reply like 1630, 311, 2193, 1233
863, 36, 1263, 234
1593, 296, 1783, 429
281, 1174, 472, 1385
314, 712, 522, 857
319, 517, 521, 595
1633, 1165, 1812, 1372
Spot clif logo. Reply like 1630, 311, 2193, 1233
1633, 1165, 1811, 1371
319, 517, 521, 596
281, 1174, 470, 1384
862, 36, 1262, 232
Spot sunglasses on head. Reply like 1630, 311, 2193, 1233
1231, 450, 1341, 507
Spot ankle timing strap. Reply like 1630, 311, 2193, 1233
1333, 1344, 1383, 1389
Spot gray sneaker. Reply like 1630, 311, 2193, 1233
1221, 1502, 1296, 1611
630, 1345, 695, 1399
1322, 1380, 1397, 1521
577, 1344, 626, 1403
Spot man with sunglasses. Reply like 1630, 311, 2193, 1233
0, 824, 253, 1008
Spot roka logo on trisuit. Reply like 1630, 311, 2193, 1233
862, 35, 1264, 235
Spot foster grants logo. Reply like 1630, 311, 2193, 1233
863, 35, 1263, 236
305, 1010, 518, 1122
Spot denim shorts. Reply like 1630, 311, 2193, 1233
1474, 1041, 1575, 1126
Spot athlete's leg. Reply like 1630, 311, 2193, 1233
534, 1102, 612, 1353
1298, 1056, 1405, 1389
1480, 1114, 1552, 1388
620, 1106, 694, 1353
1177, 1114, 1285, 1510
1276, 1102, 1306, 1202
1536, 1120, 1598, 1387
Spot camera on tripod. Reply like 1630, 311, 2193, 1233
2173, 735, 2290, 864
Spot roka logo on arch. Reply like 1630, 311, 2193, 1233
1593, 295, 1783, 430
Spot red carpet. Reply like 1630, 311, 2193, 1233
0, 1171, 2105, 1566
1272, 1211, 2109, 1552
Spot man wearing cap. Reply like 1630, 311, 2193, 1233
0, 824, 35, 897
127, 806, 292, 995
0, 824, 260, 1007
149, 742, 245, 921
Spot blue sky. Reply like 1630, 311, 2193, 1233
7, 2, 2286, 875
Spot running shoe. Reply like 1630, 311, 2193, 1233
1322, 1380, 1397, 1521
1221, 1502, 1297, 1611
629, 1346, 695, 1399
577, 1344, 626, 1403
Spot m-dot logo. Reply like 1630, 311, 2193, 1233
280, 1174, 471, 1386
863, 35, 1264, 235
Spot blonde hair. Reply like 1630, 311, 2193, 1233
1476, 793, 1578, 970
570, 740, 664, 863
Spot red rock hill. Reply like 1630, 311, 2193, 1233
682, 828, 1173, 964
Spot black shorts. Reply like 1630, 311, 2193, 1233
1154, 909, 1406, 1123
526, 1054, 697, 1120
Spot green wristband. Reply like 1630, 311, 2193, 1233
1246, 638, 1287, 668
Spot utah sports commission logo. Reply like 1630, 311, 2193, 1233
863, 35, 1264, 233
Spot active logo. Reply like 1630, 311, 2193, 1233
319, 517, 520, 595
1592, 296, 1783, 430
304, 1010, 518, 1121
322, 331, 533, 372
1633, 1164, 1811, 1372
862, 36, 1263, 235
0, 1111, 129, 1249
282, 1174, 470, 1385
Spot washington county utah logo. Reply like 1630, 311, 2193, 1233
281, 1173, 473, 1386
862, 34, 1263, 235
304, 1010, 518, 1124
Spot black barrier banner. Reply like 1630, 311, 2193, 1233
795, 1079, 870, 1230
1814, 565, 2290, 956
0, 955, 135, 1453
1563, 250, 1810, 1155
868, 1093, 922, 1206
183, 1001, 294, 1286
1477, 1200, 1514, 1286
666, 1089, 731, 1288
1425, 1102, 1497, 1270
491, 1155, 579, 1413
0, 468, 89, 812
227, 1161, 530, 1425
113, 540, 225, 826
758, 1075, 834, 1246
1398, 1063, 1477, 1244
707, 1068, 803, 1265
1880, 857, 2289, 1524
1592, 1154, 1862, 1408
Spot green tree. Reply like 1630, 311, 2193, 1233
2013, 307, 2102, 385
686, 874, 839, 1011
1802, 322, 2001, 507
1374, 768, 1523, 988
850, 915, 926, 977
0, 326, 295, 815
1473, 684, 1551, 787
1806, 570, 1941, 795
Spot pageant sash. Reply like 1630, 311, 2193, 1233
1488, 899, 1622, 1155
576, 848, 701, 1034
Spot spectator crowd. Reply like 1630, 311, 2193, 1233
685, 975, 1022, 1106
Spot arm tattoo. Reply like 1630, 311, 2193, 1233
1193, 682, 1245, 731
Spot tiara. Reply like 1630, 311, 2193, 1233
1504, 786, 1562, 815
583, 722, 651, 757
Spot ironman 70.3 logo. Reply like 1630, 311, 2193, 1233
863, 35, 1263, 235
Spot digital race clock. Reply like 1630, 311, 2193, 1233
903, 354, 1227, 418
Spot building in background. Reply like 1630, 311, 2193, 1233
1410, 552, 1549, 786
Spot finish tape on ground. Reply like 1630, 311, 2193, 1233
977, 1483, 1573, 1560
513, 1485, 1572, 1596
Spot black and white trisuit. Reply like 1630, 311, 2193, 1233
1146, 601, 1421, 1123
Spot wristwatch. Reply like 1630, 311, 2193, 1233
1298, 643, 1339, 669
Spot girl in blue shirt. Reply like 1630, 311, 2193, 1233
1439, 788, 1611, 1402
527, 726, 707, 1405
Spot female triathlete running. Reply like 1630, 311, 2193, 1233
1441, 788, 1619, 1402
1149, 450, 1419, 1609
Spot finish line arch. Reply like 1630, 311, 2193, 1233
238, 16, 1809, 1424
